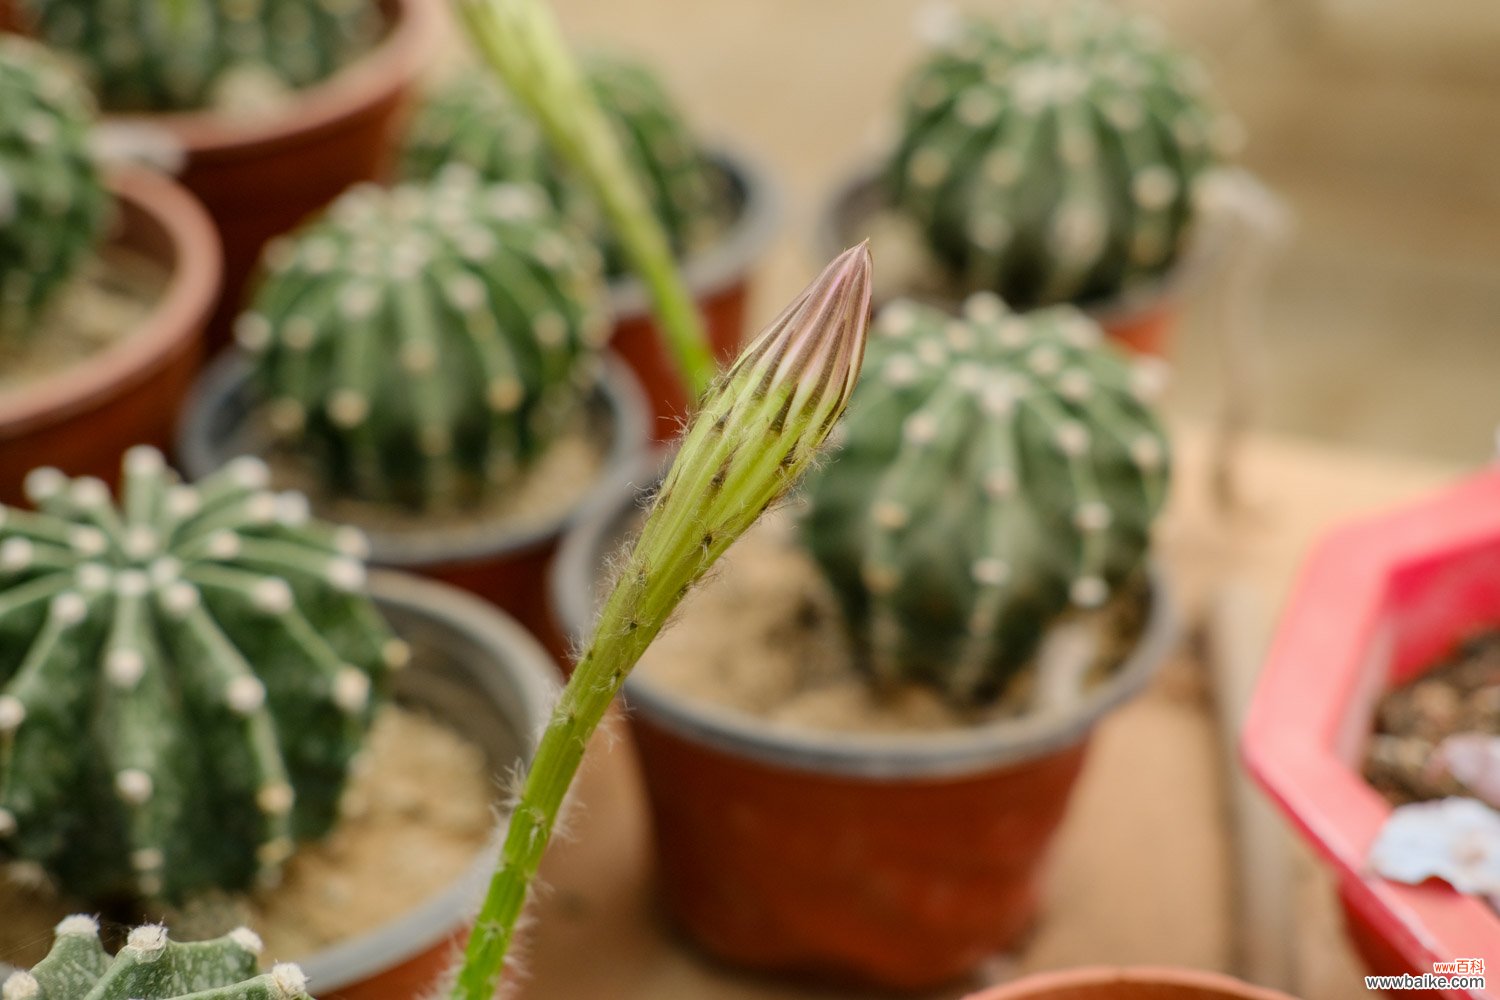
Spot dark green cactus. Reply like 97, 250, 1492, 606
236, 167, 610, 511
400, 52, 727, 276
886, 0, 1237, 309
19, 0, 382, 113
2, 915, 313, 1000
0, 448, 404, 905
0, 36, 108, 339
800, 295, 1170, 706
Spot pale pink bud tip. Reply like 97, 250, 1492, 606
731, 242, 872, 425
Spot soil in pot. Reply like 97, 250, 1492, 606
634, 513, 1149, 733
0, 704, 492, 967
0, 245, 165, 391
1365, 631, 1500, 805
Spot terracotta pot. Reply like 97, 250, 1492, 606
607, 148, 779, 440
551, 472, 1178, 990
0, 168, 219, 505
960, 967, 1298, 1000
816, 166, 1205, 358
1244, 467, 1500, 998
292, 571, 554, 999
176, 354, 653, 663
105, 0, 440, 351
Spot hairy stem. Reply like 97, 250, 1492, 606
454, 0, 715, 397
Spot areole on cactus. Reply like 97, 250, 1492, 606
0, 36, 108, 339
19, 0, 382, 112
235, 166, 611, 511
800, 293, 1170, 706
887, 0, 1238, 308
0, 448, 402, 905
402, 52, 726, 276
3, 915, 312, 1000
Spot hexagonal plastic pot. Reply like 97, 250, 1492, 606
1243, 467, 1500, 996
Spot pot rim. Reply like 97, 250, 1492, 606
1243, 465, 1500, 978
551, 457, 1178, 780
0, 167, 221, 435
295, 569, 557, 993
175, 352, 653, 568
605, 144, 781, 320
814, 159, 1218, 326
101, 0, 440, 157
960, 966, 1299, 1000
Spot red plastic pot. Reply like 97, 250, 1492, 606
817, 166, 1196, 358
1244, 467, 1500, 998
960, 967, 1298, 1000
551, 474, 1177, 990
104, 0, 438, 350
607, 148, 779, 440
176, 354, 652, 663
0, 168, 220, 504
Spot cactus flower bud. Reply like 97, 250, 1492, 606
448, 245, 873, 1000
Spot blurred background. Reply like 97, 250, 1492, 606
539, 0, 1500, 463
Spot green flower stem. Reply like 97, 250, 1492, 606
454, 0, 716, 397
448, 245, 872, 1000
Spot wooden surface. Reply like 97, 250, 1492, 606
512, 423, 1465, 1000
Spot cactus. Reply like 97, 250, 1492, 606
2, 915, 313, 1000
0, 448, 404, 905
0, 36, 108, 338
401, 52, 727, 277
448, 245, 872, 1000
19, 0, 382, 113
800, 295, 1170, 706
235, 166, 610, 511
886, 0, 1237, 309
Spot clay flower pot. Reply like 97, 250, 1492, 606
177, 354, 653, 661
607, 147, 779, 440
1244, 467, 1500, 990
273, 570, 554, 1000
552, 473, 1178, 991
106, 0, 440, 350
960, 967, 1298, 1000
817, 166, 1200, 358
0, 167, 219, 505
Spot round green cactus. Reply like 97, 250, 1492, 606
19, 0, 383, 112
236, 167, 610, 511
400, 52, 727, 276
800, 295, 1170, 706
886, 0, 1237, 309
3, 915, 312, 1000
0, 448, 405, 905
0, 36, 108, 339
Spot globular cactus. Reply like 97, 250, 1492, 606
886, 0, 1238, 309
19, 0, 382, 113
235, 166, 610, 511
0, 448, 405, 905
800, 295, 1170, 706
0, 36, 108, 338
400, 52, 727, 276
2, 915, 312, 1000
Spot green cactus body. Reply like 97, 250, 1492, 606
0, 37, 107, 338
3, 915, 312, 1000
235, 167, 610, 511
800, 295, 1169, 706
20, 0, 382, 112
401, 52, 726, 276
0, 448, 405, 905
886, 0, 1236, 309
